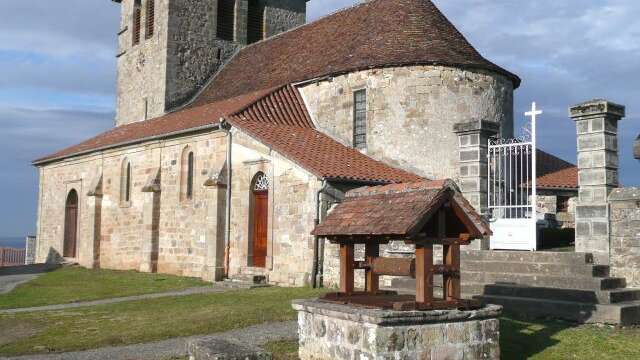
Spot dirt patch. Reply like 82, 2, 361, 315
0, 317, 43, 346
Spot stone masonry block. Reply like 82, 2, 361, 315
577, 133, 605, 151
460, 149, 480, 162
576, 205, 608, 219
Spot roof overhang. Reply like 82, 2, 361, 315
33, 123, 221, 166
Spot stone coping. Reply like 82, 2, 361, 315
609, 187, 640, 201
292, 299, 502, 327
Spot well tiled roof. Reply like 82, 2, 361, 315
535, 150, 578, 190
312, 180, 491, 239
35, 85, 420, 184
189, 0, 520, 107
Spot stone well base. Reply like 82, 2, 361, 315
292, 299, 502, 360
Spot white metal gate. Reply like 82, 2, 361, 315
487, 103, 541, 251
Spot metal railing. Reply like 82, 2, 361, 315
0, 247, 26, 267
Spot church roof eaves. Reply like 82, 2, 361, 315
34, 85, 421, 185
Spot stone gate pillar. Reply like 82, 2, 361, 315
453, 120, 500, 250
569, 99, 625, 264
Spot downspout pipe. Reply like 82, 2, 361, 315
312, 180, 329, 288
221, 118, 233, 279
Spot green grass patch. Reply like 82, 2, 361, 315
0, 266, 208, 310
0, 287, 325, 356
247, 317, 640, 360
501, 317, 640, 359
264, 340, 299, 360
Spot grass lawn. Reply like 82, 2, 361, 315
0, 266, 208, 310
1, 283, 640, 359
264, 340, 298, 360
261, 318, 640, 360
0, 286, 326, 356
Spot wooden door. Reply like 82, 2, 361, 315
64, 190, 78, 258
252, 191, 268, 268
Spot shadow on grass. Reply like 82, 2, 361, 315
500, 314, 576, 360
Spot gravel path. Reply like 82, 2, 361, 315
0, 265, 56, 295
0, 321, 298, 360
0, 275, 40, 296
0, 286, 229, 314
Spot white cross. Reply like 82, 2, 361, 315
525, 102, 543, 122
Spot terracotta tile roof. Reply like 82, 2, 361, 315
312, 180, 491, 239
228, 87, 421, 183
535, 150, 578, 190
35, 85, 420, 184
33, 87, 276, 164
189, 0, 520, 107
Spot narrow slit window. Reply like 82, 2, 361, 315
121, 160, 132, 204
353, 89, 367, 150
186, 152, 195, 199
146, 0, 155, 39
217, 0, 235, 41
132, 0, 142, 45
125, 163, 132, 202
247, 0, 265, 44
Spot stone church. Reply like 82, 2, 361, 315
32, 0, 576, 286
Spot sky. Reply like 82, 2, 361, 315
0, 0, 638, 237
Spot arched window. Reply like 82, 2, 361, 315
63, 189, 79, 258
121, 159, 132, 204
247, 0, 265, 44
181, 147, 196, 201
145, 0, 155, 39
132, 0, 142, 45
217, 0, 235, 41
249, 172, 269, 267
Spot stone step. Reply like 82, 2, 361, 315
461, 250, 593, 265
477, 294, 640, 326
480, 283, 640, 304
464, 272, 626, 291
391, 274, 625, 293
461, 261, 609, 278
227, 274, 267, 285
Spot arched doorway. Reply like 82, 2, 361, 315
64, 189, 79, 258
250, 172, 269, 268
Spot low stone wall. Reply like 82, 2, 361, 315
293, 299, 501, 360
609, 188, 640, 287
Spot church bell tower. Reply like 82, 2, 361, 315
112, 0, 308, 126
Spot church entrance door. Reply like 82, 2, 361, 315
252, 191, 268, 268
64, 189, 79, 258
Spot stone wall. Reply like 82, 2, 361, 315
36, 126, 322, 285
609, 188, 640, 287
536, 192, 577, 229
299, 65, 514, 180
165, 0, 241, 110
115, 0, 170, 125
116, 0, 306, 125
264, 0, 307, 37
294, 299, 501, 360
227, 129, 321, 287
36, 131, 229, 280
